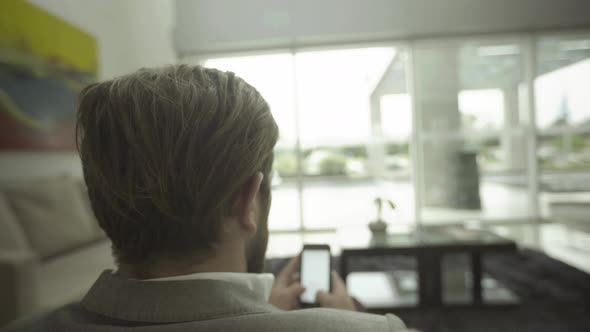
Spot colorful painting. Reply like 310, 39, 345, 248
0, 0, 97, 150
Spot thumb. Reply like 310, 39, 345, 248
316, 290, 330, 306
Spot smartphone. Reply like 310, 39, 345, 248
299, 244, 331, 305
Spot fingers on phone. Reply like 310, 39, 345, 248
316, 290, 329, 306
289, 283, 305, 296
331, 271, 347, 293
285, 256, 300, 273
278, 256, 300, 283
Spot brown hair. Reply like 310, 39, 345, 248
76, 65, 278, 265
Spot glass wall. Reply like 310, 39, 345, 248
536, 34, 590, 172
204, 53, 300, 231
294, 47, 414, 229
193, 31, 590, 232
535, 33, 590, 218
412, 38, 533, 223
203, 46, 414, 231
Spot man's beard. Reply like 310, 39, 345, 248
245, 183, 271, 273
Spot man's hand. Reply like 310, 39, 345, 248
268, 256, 305, 311
316, 271, 356, 311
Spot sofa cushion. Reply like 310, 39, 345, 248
4, 177, 97, 259
0, 193, 31, 251
38, 239, 113, 311
76, 179, 107, 241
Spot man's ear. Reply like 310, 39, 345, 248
236, 172, 264, 233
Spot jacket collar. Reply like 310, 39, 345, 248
81, 270, 280, 323
145, 271, 275, 302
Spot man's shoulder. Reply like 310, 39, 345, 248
266, 308, 407, 332
1, 305, 408, 332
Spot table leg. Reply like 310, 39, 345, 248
471, 252, 482, 305
418, 252, 442, 306
340, 252, 349, 282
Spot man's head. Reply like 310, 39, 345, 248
76, 65, 278, 275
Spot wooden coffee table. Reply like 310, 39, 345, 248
340, 225, 519, 309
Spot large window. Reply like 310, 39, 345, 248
411, 39, 533, 223
202, 46, 412, 231
294, 47, 413, 229
536, 35, 590, 172
535, 34, 590, 218
191, 31, 590, 232
204, 53, 300, 231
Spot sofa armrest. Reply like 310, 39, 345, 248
0, 250, 40, 326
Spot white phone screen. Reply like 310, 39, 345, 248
300, 249, 330, 303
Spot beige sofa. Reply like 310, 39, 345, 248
0, 176, 114, 326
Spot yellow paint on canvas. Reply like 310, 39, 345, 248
0, 0, 97, 73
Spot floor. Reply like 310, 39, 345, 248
489, 222, 590, 274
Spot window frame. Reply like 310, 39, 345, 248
180, 29, 590, 234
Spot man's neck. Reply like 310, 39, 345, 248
117, 244, 248, 280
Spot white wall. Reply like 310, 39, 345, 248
0, 0, 176, 180
31, 0, 176, 80
175, 0, 590, 55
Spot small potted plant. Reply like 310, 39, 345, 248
369, 197, 396, 234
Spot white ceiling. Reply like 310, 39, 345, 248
175, 0, 590, 56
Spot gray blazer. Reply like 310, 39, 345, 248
3, 270, 408, 331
